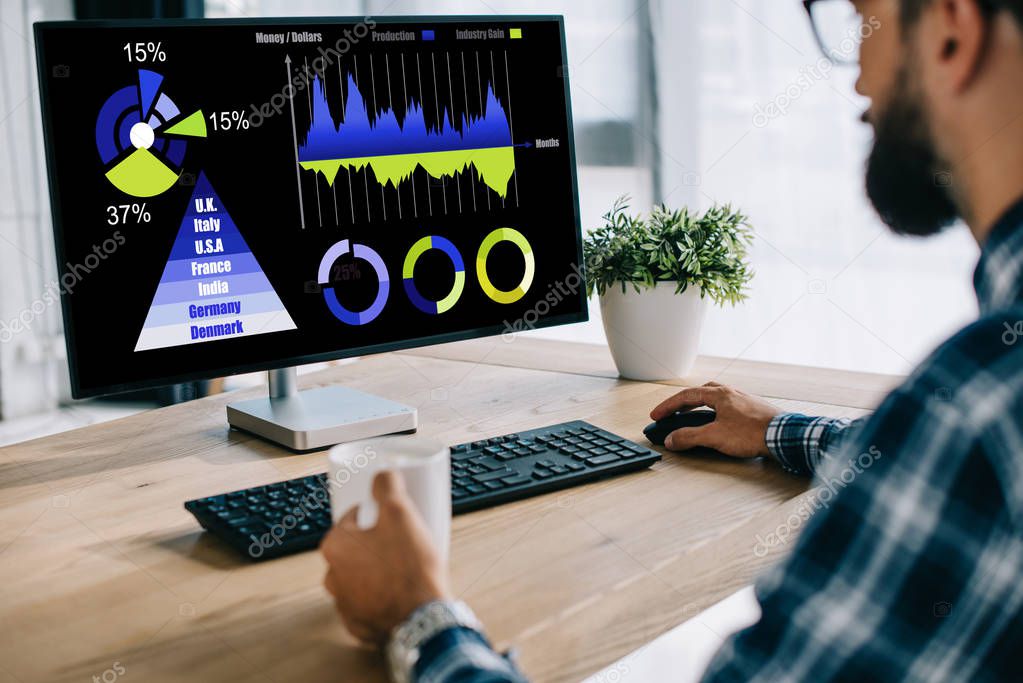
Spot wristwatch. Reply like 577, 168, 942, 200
386, 599, 484, 683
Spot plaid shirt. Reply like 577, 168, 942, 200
406, 198, 1023, 683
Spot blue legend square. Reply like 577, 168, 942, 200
422, 29, 435, 41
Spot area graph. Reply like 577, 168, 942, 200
288, 50, 522, 227
300, 72, 515, 197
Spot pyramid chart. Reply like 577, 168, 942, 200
135, 172, 297, 352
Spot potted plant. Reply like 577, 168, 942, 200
583, 197, 754, 381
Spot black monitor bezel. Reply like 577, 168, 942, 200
34, 15, 588, 399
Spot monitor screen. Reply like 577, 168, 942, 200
34, 16, 587, 398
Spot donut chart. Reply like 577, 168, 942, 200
476, 227, 535, 304
402, 236, 466, 315
319, 240, 390, 326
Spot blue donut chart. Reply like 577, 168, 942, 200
318, 239, 389, 326
402, 235, 466, 315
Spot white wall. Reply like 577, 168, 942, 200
0, 0, 72, 418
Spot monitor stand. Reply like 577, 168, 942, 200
226, 367, 418, 451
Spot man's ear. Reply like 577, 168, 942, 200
929, 0, 990, 92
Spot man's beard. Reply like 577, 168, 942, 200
865, 67, 960, 236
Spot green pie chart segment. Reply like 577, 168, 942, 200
104, 148, 180, 197
164, 110, 208, 138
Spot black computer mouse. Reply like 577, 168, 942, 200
643, 410, 717, 447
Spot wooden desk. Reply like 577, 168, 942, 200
0, 339, 895, 683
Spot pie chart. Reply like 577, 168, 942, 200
95, 69, 207, 197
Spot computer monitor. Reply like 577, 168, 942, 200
33, 16, 587, 449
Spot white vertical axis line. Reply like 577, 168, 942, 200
503, 50, 520, 207
386, 53, 402, 220
305, 56, 323, 226
489, 51, 504, 209
354, 55, 372, 223
322, 64, 340, 226
402, 53, 418, 218
417, 53, 433, 216
340, 56, 356, 224
285, 55, 307, 230
432, 52, 448, 215
461, 51, 477, 212
370, 54, 387, 221
446, 51, 462, 214
477, 50, 491, 211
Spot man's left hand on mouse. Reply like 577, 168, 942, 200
650, 382, 781, 457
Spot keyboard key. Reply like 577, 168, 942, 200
496, 452, 516, 461
589, 448, 609, 456
455, 477, 473, 487
529, 445, 545, 453
476, 457, 506, 471
502, 475, 531, 486
513, 448, 531, 457
484, 481, 505, 491
466, 484, 487, 495
452, 450, 478, 462
472, 441, 487, 449
532, 469, 553, 480
566, 462, 585, 472
586, 454, 622, 467
472, 469, 512, 483
226, 515, 256, 527
452, 487, 468, 499
549, 465, 568, 475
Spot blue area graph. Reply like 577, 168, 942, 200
297, 71, 516, 198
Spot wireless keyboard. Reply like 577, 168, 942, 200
185, 420, 660, 560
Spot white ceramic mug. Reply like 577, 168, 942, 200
327, 436, 451, 560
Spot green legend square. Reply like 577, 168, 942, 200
510, 27, 522, 39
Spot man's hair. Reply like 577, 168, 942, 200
901, 0, 1023, 28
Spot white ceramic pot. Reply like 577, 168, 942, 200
599, 281, 707, 381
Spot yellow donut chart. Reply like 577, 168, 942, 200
476, 227, 535, 304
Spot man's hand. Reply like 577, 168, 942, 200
650, 382, 782, 457
320, 470, 449, 646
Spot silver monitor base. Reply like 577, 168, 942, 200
226, 368, 417, 451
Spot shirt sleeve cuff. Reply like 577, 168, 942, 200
413, 627, 524, 682
765, 413, 850, 477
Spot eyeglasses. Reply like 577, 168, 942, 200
803, 0, 870, 66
